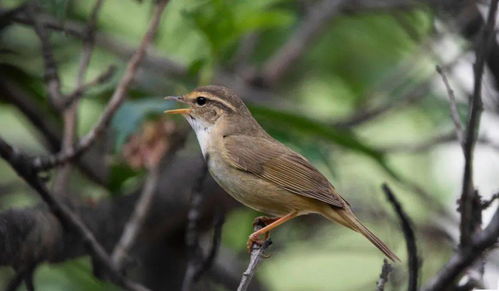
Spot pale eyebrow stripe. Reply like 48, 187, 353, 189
199, 93, 237, 111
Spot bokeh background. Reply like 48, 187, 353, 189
0, 0, 498, 290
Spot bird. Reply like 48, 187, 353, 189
165, 85, 400, 262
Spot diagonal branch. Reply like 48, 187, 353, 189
31, 0, 170, 171
376, 259, 393, 291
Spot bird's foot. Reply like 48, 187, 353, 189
246, 233, 269, 253
252, 216, 279, 229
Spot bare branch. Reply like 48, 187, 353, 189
111, 164, 161, 270
459, 0, 498, 248
237, 224, 272, 291
31, 0, 169, 171
435, 65, 465, 146
376, 259, 393, 291
382, 183, 419, 291
0, 137, 149, 291
53, 0, 105, 196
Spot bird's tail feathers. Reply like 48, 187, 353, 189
323, 207, 401, 262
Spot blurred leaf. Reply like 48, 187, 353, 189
249, 104, 400, 179
111, 98, 175, 151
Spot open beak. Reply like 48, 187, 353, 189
164, 96, 192, 114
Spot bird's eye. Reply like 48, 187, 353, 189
196, 96, 207, 106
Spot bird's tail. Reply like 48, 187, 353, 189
323, 206, 400, 262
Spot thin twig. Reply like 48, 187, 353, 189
435, 65, 465, 146
64, 65, 116, 108
382, 183, 419, 291
181, 164, 208, 291
111, 164, 161, 270
32, 0, 169, 171
0, 137, 149, 291
237, 224, 272, 291
459, 0, 498, 248
423, 205, 499, 291
376, 259, 393, 291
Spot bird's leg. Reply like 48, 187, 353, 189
247, 211, 298, 251
252, 216, 280, 240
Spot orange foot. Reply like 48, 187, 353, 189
246, 233, 269, 252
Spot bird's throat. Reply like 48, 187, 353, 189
185, 115, 213, 158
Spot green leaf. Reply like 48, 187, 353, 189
111, 98, 175, 151
249, 104, 400, 179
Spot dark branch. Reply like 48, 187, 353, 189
382, 183, 419, 291
459, 0, 498, 248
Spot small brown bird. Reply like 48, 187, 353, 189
166, 85, 399, 262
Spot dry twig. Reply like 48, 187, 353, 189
435, 65, 465, 146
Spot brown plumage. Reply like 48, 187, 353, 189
166, 85, 400, 262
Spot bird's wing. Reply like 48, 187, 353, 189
222, 135, 345, 208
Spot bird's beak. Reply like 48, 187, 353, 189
164, 96, 192, 115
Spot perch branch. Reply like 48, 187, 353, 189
382, 183, 419, 291
237, 224, 272, 291
31, 0, 169, 171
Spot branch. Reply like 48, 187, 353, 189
237, 224, 272, 291
0, 137, 148, 291
435, 65, 465, 146
53, 0, 105, 196
376, 259, 393, 291
481, 192, 499, 210
382, 183, 419, 291
31, 0, 169, 171
111, 164, 161, 270
423, 205, 499, 291
459, 0, 498, 248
